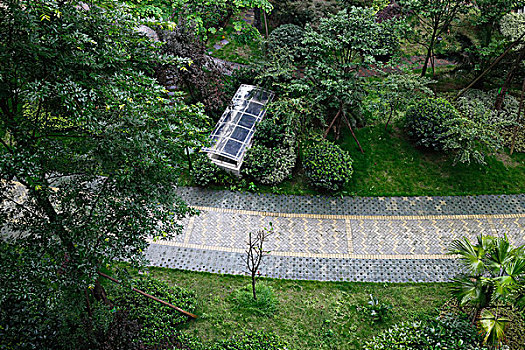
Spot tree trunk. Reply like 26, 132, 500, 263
251, 273, 257, 300
421, 33, 436, 77
336, 113, 342, 140
323, 109, 341, 139
495, 48, 525, 110
263, 11, 269, 39
385, 106, 394, 131
342, 111, 364, 154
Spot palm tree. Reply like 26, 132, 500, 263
449, 235, 525, 347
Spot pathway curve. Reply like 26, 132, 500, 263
145, 188, 525, 282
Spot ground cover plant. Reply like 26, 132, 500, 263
132, 267, 452, 350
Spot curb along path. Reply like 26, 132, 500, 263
145, 188, 525, 282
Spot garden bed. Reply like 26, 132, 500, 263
134, 267, 450, 349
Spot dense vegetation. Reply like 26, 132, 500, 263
2, 0, 525, 349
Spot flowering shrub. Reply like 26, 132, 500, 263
303, 140, 353, 192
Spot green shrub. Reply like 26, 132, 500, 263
108, 277, 196, 346
303, 140, 353, 192
455, 89, 523, 153
405, 98, 460, 151
210, 330, 286, 350
268, 24, 304, 60
255, 113, 297, 149
191, 153, 226, 186
230, 284, 278, 317
364, 316, 486, 350
241, 145, 296, 186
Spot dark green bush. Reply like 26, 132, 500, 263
108, 277, 196, 346
210, 330, 286, 350
268, 24, 304, 60
303, 140, 353, 192
364, 316, 486, 350
191, 153, 226, 187
255, 113, 297, 149
405, 98, 460, 151
241, 145, 296, 185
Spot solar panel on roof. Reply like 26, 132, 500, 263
202, 84, 275, 172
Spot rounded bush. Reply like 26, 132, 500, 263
268, 24, 304, 60
303, 140, 353, 192
405, 97, 460, 151
241, 145, 296, 186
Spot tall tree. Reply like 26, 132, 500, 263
0, 0, 208, 347
399, 0, 468, 77
298, 7, 402, 151
472, 0, 525, 46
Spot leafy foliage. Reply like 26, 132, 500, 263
0, 1, 206, 347
294, 6, 403, 135
500, 11, 525, 48
399, 0, 468, 76
191, 153, 227, 187
364, 316, 485, 350
268, 0, 340, 27
407, 97, 503, 164
158, 23, 229, 117
268, 24, 304, 61
210, 330, 286, 350
455, 89, 520, 153
360, 295, 393, 323
241, 145, 296, 186
450, 235, 525, 346
365, 73, 434, 127
108, 277, 196, 346
405, 98, 459, 151
303, 139, 353, 192
241, 103, 298, 186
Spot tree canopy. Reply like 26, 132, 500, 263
0, 0, 208, 346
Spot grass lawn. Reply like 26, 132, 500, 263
184, 122, 525, 197
205, 17, 265, 65
340, 124, 525, 196
138, 267, 450, 349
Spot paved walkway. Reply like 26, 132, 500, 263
145, 188, 525, 282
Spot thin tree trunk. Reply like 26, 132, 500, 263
85, 287, 93, 318
431, 50, 435, 78
510, 76, 525, 155
323, 109, 341, 139
385, 106, 394, 131
251, 273, 257, 300
263, 11, 269, 39
336, 113, 342, 140
495, 48, 525, 110
342, 111, 364, 154
421, 31, 436, 77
